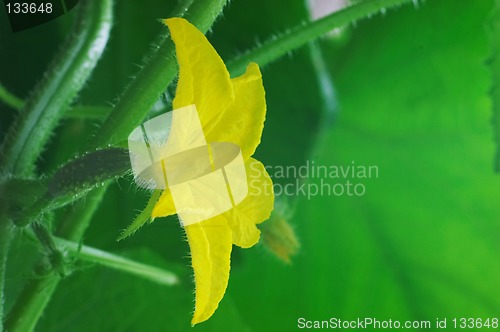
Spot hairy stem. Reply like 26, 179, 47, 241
31, 222, 66, 276
227, 0, 412, 76
3, 265, 59, 332
91, 0, 230, 149
0, 217, 14, 332
0, 0, 113, 177
5, 2, 230, 328
15, 6, 234, 318
54, 236, 179, 286
28, 221, 178, 285
0, 82, 111, 121
4, 187, 106, 332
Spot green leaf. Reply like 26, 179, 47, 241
490, 1, 500, 171
302, 0, 498, 321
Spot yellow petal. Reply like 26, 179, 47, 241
177, 158, 273, 324
164, 18, 234, 124
159, 18, 273, 326
228, 157, 274, 247
151, 189, 176, 218
185, 218, 232, 325
165, 19, 266, 161
204, 63, 267, 161
199, 158, 274, 248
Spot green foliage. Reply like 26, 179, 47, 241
302, 0, 498, 325
491, 1, 500, 171
221, 0, 500, 331
0, 0, 113, 176
2, 0, 500, 331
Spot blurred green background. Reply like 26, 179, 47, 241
1, 0, 500, 330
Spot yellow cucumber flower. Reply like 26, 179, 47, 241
151, 18, 274, 325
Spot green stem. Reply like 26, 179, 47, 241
27, 221, 178, 285
5, 2, 230, 329
54, 237, 179, 286
31, 223, 66, 276
18, 0, 413, 215
10, 148, 129, 227
3, 264, 59, 332
0, 0, 113, 177
91, 0, 230, 149
4, 187, 106, 332
0, 82, 111, 121
0, 218, 14, 332
227, 0, 412, 76
56, 186, 107, 241
65, 105, 110, 121
0, 84, 23, 110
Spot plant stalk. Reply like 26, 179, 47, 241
4, 187, 106, 332
91, 0, 230, 149
54, 236, 179, 286
228, 0, 412, 76
4, 1, 231, 328
0, 0, 113, 177
0, 217, 14, 332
